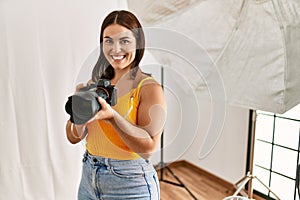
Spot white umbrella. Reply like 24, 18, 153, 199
128, 0, 300, 114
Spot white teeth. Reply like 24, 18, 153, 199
112, 55, 125, 60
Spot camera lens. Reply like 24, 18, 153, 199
96, 88, 109, 101
68, 91, 101, 124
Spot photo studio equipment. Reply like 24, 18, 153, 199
213, 1, 300, 199
158, 66, 198, 200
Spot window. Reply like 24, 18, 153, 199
252, 104, 300, 200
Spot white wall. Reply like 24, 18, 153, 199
182, 104, 249, 183
145, 69, 250, 183
141, 47, 250, 184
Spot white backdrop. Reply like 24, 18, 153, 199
0, 1, 127, 199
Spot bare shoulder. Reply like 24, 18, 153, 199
140, 74, 161, 90
139, 75, 164, 103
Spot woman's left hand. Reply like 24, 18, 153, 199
87, 97, 114, 123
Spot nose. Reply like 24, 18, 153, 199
112, 42, 121, 53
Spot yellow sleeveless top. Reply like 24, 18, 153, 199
85, 77, 152, 160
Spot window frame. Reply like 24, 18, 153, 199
247, 107, 300, 200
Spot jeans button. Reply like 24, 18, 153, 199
93, 158, 98, 162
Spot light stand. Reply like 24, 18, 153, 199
158, 66, 198, 200
229, 110, 281, 199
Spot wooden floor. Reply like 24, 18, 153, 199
156, 161, 264, 200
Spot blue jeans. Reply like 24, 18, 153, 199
78, 151, 160, 200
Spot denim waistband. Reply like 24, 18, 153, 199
83, 151, 149, 167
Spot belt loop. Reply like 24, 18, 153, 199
104, 158, 110, 169
82, 151, 88, 162
86, 151, 90, 158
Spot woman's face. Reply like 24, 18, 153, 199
102, 24, 137, 71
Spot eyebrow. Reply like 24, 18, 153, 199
120, 37, 132, 40
103, 36, 133, 40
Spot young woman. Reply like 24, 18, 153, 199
65, 10, 166, 200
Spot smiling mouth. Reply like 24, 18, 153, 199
111, 55, 125, 62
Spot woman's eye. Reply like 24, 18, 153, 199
104, 39, 113, 44
120, 39, 130, 44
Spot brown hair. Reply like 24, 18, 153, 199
91, 10, 145, 81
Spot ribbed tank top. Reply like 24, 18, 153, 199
85, 76, 152, 160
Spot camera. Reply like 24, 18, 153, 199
65, 79, 117, 124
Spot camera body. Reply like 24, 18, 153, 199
65, 79, 117, 124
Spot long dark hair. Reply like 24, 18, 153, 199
91, 10, 145, 81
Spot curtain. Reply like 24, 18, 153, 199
0, 1, 127, 199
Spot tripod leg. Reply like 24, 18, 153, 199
233, 176, 248, 189
254, 176, 281, 200
227, 175, 248, 196
164, 166, 198, 200
233, 176, 251, 196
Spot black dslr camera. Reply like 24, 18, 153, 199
65, 79, 117, 124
